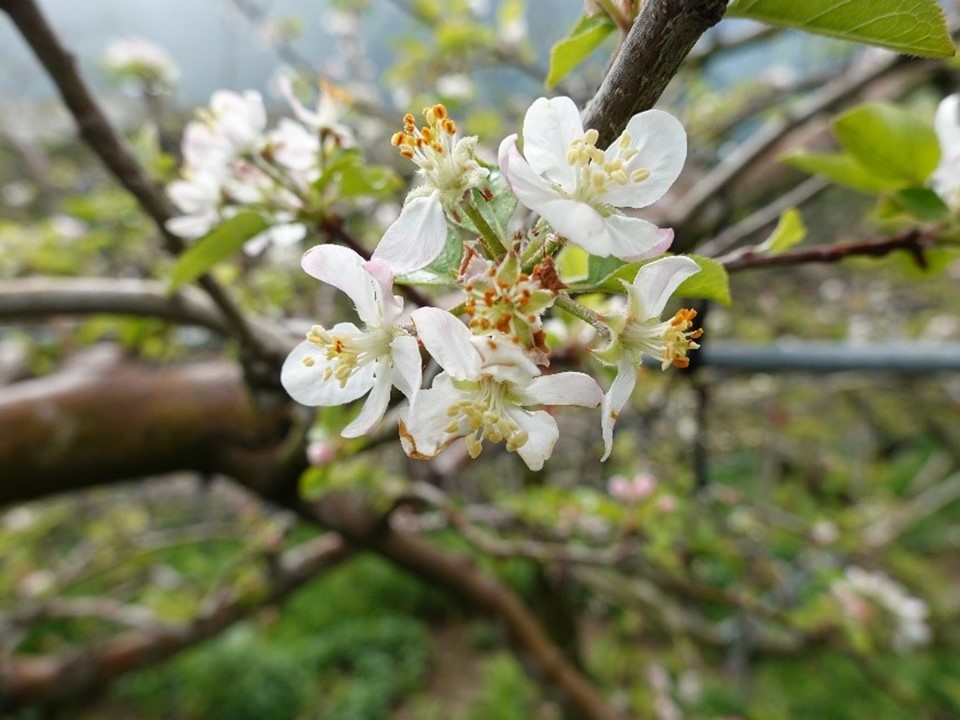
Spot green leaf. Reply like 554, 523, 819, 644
726, 0, 955, 58
757, 208, 806, 254
585, 254, 624, 287
832, 103, 941, 186
313, 149, 401, 198
168, 212, 268, 290
395, 227, 463, 288
546, 12, 616, 88
888, 187, 950, 221
781, 150, 903, 192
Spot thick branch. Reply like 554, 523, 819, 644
0, 534, 351, 711
582, 0, 727, 147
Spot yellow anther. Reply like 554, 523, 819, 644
631, 168, 650, 182
391, 131, 406, 147
302, 356, 316, 368
584, 128, 599, 146
618, 131, 633, 149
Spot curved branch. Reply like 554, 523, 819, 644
0, 534, 351, 711
582, 0, 728, 147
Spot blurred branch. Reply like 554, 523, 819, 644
718, 226, 937, 272
0, 534, 351, 711
582, 0, 728, 147
0, 0, 277, 372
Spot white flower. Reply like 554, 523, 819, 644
932, 94, 960, 210
498, 96, 686, 261
206, 90, 268, 157
281, 246, 422, 437
102, 37, 179, 90
165, 171, 222, 239
277, 75, 355, 148
373, 104, 489, 273
399, 308, 602, 470
593, 256, 702, 460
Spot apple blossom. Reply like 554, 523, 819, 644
932, 93, 960, 210
399, 308, 603, 470
372, 104, 489, 273
498, 96, 685, 261
593, 256, 703, 460
281, 245, 422, 438
277, 75, 355, 148
102, 37, 179, 91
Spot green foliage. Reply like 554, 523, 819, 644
313, 148, 402, 199
727, 0, 956, 58
463, 653, 538, 720
783, 150, 903, 193
570, 254, 732, 305
546, 12, 616, 88
168, 212, 268, 290
758, 207, 807, 254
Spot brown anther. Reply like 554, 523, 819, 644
483, 290, 495, 307
334, 339, 345, 353
403, 113, 416, 127
431, 141, 444, 153
531, 256, 566, 292
496, 316, 511, 333
673, 357, 691, 369
421, 127, 433, 142
399, 147, 415, 159
442, 118, 457, 135
482, 187, 494, 202
432, 104, 448, 120
391, 131, 406, 147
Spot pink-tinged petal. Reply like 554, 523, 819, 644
508, 408, 559, 471
521, 372, 602, 408
341, 362, 393, 437
410, 307, 481, 380
390, 334, 422, 400
601, 360, 638, 461
601, 109, 687, 209
363, 259, 403, 325
399, 373, 464, 459
300, 245, 379, 326
499, 136, 567, 213
630, 255, 701, 318
372, 191, 447, 274
596, 215, 673, 261
280, 332, 375, 407
521, 96, 580, 191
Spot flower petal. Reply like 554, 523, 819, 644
165, 212, 217, 239
280, 332, 375, 407
399, 373, 464, 459
499, 135, 567, 215
508, 408, 559, 471
300, 244, 380, 326
390, 334, 423, 400
521, 96, 580, 191
341, 362, 393, 437
629, 255, 701, 318
372, 190, 447, 274
521, 371, 602, 408
410, 307, 481, 380
362, 259, 403, 325
601, 360, 638, 461
597, 215, 674, 261
601, 109, 686, 208
935, 94, 960, 159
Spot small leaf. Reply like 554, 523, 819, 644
168, 212, 268, 290
727, 0, 955, 58
314, 149, 401, 198
832, 103, 941, 186
888, 187, 950, 221
570, 254, 732, 305
586, 254, 624, 286
546, 12, 616, 88
781, 150, 902, 192
757, 208, 807, 254
395, 227, 463, 287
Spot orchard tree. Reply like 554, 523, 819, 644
1, 0, 959, 718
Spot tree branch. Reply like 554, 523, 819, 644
0, 534, 351, 711
582, 0, 728, 147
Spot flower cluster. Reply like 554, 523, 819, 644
280, 96, 704, 469
831, 566, 931, 652
102, 37, 179, 92
166, 81, 352, 255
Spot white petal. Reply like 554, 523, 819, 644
167, 175, 219, 214
280, 333, 375, 407
521, 96, 580, 191
341, 362, 393, 437
372, 191, 447, 273
243, 230, 272, 256
508, 408, 559, 471
363, 259, 403, 325
595, 215, 674, 261
165, 213, 217, 239
521, 371, 602, 408
630, 255, 701, 318
300, 245, 380, 326
473, 336, 540, 386
399, 373, 464, 459
601, 109, 687, 208
935, 94, 960, 159
390, 334, 423, 400
410, 307, 481, 380
601, 360, 637, 461
499, 136, 568, 215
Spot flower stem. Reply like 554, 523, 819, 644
555, 292, 610, 339
462, 198, 507, 259
522, 233, 563, 274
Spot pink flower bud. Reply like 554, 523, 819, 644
306, 441, 335, 466
608, 474, 632, 501
631, 472, 657, 500
656, 494, 677, 514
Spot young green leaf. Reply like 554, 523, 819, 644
727, 0, 955, 58
883, 187, 950, 221
781, 150, 903, 193
832, 103, 941, 187
168, 212, 268, 290
570, 255, 732, 305
546, 12, 616, 88
757, 208, 807, 254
